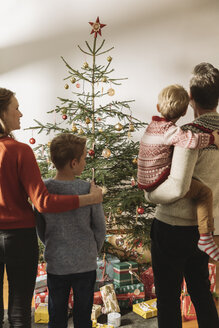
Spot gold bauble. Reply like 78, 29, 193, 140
83, 62, 89, 69
101, 186, 108, 195
72, 124, 78, 133
132, 158, 138, 165
102, 148, 111, 158
107, 56, 112, 62
70, 77, 76, 84
78, 128, 84, 135
85, 117, 90, 124
64, 84, 69, 89
115, 123, 123, 131
101, 77, 107, 82
129, 124, 134, 132
98, 128, 103, 133
116, 207, 122, 214
107, 88, 115, 96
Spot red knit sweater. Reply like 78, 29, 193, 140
0, 137, 79, 229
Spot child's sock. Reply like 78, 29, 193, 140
198, 233, 219, 261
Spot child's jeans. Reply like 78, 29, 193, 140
47, 270, 96, 328
185, 178, 214, 234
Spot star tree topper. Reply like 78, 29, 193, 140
89, 17, 106, 38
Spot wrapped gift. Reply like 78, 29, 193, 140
34, 290, 48, 309
92, 323, 114, 328
133, 299, 157, 319
91, 304, 102, 320
34, 303, 49, 323
35, 274, 47, 293
100, 284, 120, 314
181, 263, 216, 321
93, 291, 103, 305
113, 261, 138, 286
68, 288, 74, 309
37, 263, 46, 275
97, 254, 120, 282
115, 282, 145, 308
140, 266, 156, 299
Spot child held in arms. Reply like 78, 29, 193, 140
36, 133, 106, 328
138, 84, 219, 261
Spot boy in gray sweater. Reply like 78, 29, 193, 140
36, 133, 106, 328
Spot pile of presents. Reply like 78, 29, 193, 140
34, 257, 217, 325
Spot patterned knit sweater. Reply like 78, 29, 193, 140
144, 112, 219, 234
137, 116, 214, 191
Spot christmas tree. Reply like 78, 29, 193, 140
29, 17, 155, 263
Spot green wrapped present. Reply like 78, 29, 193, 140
113, 261, 138, 286
115, 282, 145, 308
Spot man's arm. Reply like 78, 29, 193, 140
144, 147, 199, 204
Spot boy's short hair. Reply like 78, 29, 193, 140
50, 133, 86, 170
190, 62, 219, 110
158, 84, 189, 120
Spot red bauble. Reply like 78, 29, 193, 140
137, 206, 144, 214
89, 149, 95, 157
62, 114, 67, 120
29, 137, 36, 145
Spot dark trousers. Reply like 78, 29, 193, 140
0, 228, 38, 328
150, 219, 219, 328
47, 270, 96, 328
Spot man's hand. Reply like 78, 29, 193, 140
212, 130, 219, 148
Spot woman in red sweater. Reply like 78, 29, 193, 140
0, 87, 103, 327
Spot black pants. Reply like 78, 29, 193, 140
47, 270, 96, 328
0, 228, 38, 328
150, 219, 219, 328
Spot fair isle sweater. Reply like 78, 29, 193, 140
138, 116, 214, 191
36, 178, 106, 275
145, 112, 219, 234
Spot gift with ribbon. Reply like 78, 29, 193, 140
113, 261, 138, 286
100, 284, 120, 314
133, 298, 157, 319
114, 282, 145, 308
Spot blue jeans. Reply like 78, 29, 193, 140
47, 270, 96, 328
151, 219, 219, 328
0, 228, 38, 328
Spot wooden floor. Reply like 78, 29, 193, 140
2, 237, 219, 327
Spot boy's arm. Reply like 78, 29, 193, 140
163, 124, 215, 149
35, 209, 46, 245
91, 204, 106, 253
145, 146, 198, 204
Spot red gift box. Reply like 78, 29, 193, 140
181, 263, 216, 321
140, 266, 156, 299
34, 291, 48, 309
93, 291, 103, 305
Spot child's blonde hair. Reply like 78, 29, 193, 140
50, 133, 86, 170
158, 84, 190, 121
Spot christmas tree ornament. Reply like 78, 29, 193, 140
62, 114, 67, 120
129, 123, 134, 132
70, 77, 76, 84
131, 177, 136, 186
116, 207, 122, 215
89, 17, 106, 38
101, 77, 107, 82
62, 108, 67, 114
97, 117, 102, 122
88, 149, 95, 157
85, 117, 91, 124
47, 141, 51, 147
137, 206, 144, 215
78, 128, 84, 135
76, 83, 80, 88
107, 56, 112, 62
98, 128, 103, 133
64, 84, 69, 89
29, 137, 36, 145
72, 124, 78, 132
83, 62, 89, 69
115, 123, 123, 131
102, 147, 111, 158
101, 186, 108, 195
107, 88, 115, 96
132, 158, 138, 165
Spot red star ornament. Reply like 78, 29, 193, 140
89, 17, 106, 38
